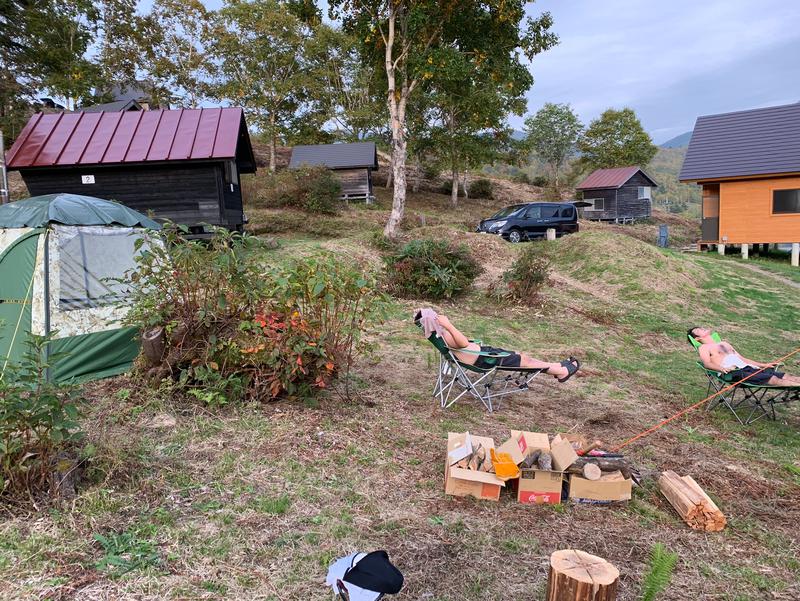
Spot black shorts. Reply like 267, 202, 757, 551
474, 345, 522, 370
728, 365, 784, 386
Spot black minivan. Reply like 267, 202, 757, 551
476, 202, 579, 242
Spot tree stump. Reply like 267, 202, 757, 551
546, 549, 619, 601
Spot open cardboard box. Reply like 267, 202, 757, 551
569, 470, 632, 503
445, 432, 505, 501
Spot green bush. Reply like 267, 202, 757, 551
511, 171, 531, 184
438, 180, 465, 197
468, 178, 493, 199
531, 175, 549, 187
383, 239, 482, 300
422, 163, 441, 180
125, 226, 385, 405
259, 166, 342, 214
0, 334, 83, 500
488, 244, 551, 304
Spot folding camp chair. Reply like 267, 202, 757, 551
421, 329, 545, 412
688, 332, 800, 425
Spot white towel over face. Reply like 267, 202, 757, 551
417, 307, 444, 339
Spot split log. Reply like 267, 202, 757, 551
567, 457, 633, 480
658, 470, 726, 532
480, 448, 494, 472
469, 445, 485, 471
537, 451, 553, 471
546, 549, 619, 601
522, 449, 541, 469
582, 463, 601, 481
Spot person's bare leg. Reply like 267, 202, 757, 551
769, 374, 800, 387
518, 353, 569, 379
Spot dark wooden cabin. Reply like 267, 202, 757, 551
576, 166, 657, 222
289, 142, 379, 200
5, 108, 256, 232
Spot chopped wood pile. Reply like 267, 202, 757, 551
658, 470, 727, 532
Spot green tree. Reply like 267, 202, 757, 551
523, 102, 582, 190
578, 107, 658, 171
209, 0, 323, 171
328, 0, 557, 237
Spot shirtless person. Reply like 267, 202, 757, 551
689, 326, 800, 387
419, 310, 580, 381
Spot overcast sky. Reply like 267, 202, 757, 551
523, 0, 800, 142
142, 0, 800, 143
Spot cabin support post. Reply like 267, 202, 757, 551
717, 244, 725, 256
741, 244, 749, 260
792, 243, 799, 267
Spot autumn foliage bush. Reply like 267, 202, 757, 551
125, 226, 384, 405
258, 166, 342, 214
488, 243, 551, 304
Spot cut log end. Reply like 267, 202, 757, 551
546, 549, 619, 601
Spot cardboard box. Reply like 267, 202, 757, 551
517, 469, 564, 505
445, 433, 505, 501
550, 434, 579, 472
568, 472, 632, 503
497, 430, 550, 465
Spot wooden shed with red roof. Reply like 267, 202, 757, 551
5, 107, 256, 233
575, 166, 657, 223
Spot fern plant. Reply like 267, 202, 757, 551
640, 543, 678, 601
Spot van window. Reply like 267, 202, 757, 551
524, 206, 541, 219
560, 207, 575, 218
541, 206, 559, 218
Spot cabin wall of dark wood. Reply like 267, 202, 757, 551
580, 188, 617, 220
614, 172, 653, 219
19, 163, 244, 227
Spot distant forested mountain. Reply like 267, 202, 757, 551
649, 146, 700, 214
659, 130, 692, 148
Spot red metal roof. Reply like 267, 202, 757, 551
575, 166, 656, 190
5, 107, 255, 172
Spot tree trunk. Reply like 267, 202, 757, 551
412, 157, 421, 193
546, 549, 619, 601
386, 165, 393, 189
451, 166, 459, 208
269, 131, 277, 173
462, 172, 469, 199
382, 9, 407, 239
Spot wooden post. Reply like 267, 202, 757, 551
546, 549, 619, 601
717, 244, 725, 256
741, 244, 748, 260
792, 243, 799, 267
546, 228, 556, 241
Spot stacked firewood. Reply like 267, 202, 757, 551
658, 470, 726, 532
454, 444, 494, 473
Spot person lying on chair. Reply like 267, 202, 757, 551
689, 326, 800, 387
417, 309, 580, 382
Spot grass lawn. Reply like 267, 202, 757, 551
2, 189, 799, 600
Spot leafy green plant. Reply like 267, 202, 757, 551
125, 227, 386, 404
0, 334, 83, 499
383, 239, 482, 300
93, 529, 161, 577
258, 166, 342, 214
488, 244, 550, 304
639, 543, 678, 601
531, 175, 549, 187
468, 178, 493, 199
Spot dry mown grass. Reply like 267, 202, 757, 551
2, 192, 800, 601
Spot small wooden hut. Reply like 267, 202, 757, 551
576, 166, 657, 222
289, 142, 379, 200
5, 107, 256, 233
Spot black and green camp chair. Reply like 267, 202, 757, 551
420, 327, 545, 412
688, 332, 800, 425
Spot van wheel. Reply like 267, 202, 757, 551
507, 229, 523, 243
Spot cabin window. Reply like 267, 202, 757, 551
638, 186, 651, 200
585, 198, 605, 211
773, 189, 800, 214
56, 225, 150, 310
224, 161, 239, 186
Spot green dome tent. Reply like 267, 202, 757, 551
0, 194, 160, 383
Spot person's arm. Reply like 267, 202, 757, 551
728, 342, 775, 368
698, 346, 728, 373
437, 315, 470, 349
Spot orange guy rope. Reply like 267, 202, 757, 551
611, 346, 800, 452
